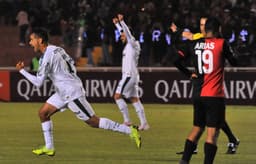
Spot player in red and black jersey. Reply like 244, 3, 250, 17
171, 17, 240, 155
174, 17, 238, 164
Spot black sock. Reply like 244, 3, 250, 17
204, 142, 217, 164
222, 121, 237, 143
181, 139, 197, 162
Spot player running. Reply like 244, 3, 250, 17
15, 28, 141, 156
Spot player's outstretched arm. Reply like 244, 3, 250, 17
169, 22, 193, 40
182, 31, 193, 40
118, 14, 134, 42
16, 60, 45, 87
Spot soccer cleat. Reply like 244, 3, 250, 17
138, 123, 150, 131
176, 149, 198, 155
226, 139, 240, 154
130, 126, 141, 148
32, 146, 55, 156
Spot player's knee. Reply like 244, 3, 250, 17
130, 97, 139, 103
38, 110, 49, 121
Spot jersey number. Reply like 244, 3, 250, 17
195, 50, 213, 74
61, 54, 75, 74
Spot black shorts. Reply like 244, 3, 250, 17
193, 97, 225, 128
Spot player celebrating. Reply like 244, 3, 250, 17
173, 17, 238, 164
112, 14, 149, 131
171, 16, 239, 155
15, 28, 141, 156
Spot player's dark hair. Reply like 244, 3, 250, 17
205, 17, 221, 36
31, 27, 49, 44
199, 13, 209, 20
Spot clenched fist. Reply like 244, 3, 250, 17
16, 61, 25, 71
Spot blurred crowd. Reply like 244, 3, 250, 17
1, 0, 256, 66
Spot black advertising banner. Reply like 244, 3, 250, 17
10, 71, 121, 103
10, 72, 52, 102
9, 71, 256, 105
225, 72, 256, 105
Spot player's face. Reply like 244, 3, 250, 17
120, 32, 127, 43
29, 33, 42, 53
200, 18, 207, 35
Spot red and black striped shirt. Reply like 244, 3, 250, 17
174, 38, 237, 98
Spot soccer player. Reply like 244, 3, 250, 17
15, 28, 141, 156
112, 14, 150, 131
171, 16, 240, 155
173, 17, 238, 164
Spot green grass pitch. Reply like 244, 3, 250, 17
0, 102, 255, 164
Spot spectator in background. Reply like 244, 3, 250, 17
82, 24, 96, 66
111, 26, 123, 66
151, 22, 167, 66
137, 24, 151, 66
0, 0, 9, 25
1, 0, 256, 67
99, 24, 112, 66
47, 4, 62, 36
60, 17, 76, 47
16, 9, 29, 46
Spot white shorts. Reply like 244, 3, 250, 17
47, 93, 95, 121
115, 75, 139, 98
47, 93, 67, 111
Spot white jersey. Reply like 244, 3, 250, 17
20, 45, 85, 103
116, 20, 141, 77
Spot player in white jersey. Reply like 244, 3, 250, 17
15, 28, 141, 156
112, 14, 149, 131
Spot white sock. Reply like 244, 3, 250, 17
115, 98, 130, 123
99, 118, 131, 134
41, 120, 54, 149
132, 101, 147, 125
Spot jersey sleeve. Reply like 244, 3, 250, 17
114, 22, 123, 33
223, 40, 238, 66
192, 33, 204, 40
173, 42, 193, 78
120, 20, 134, 43
19, 53, 51, 87
19, 68, 46, 87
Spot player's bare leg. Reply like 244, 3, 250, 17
177, 126, 204, 155
32, 103, 58, 156
179, 126, 204, 163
